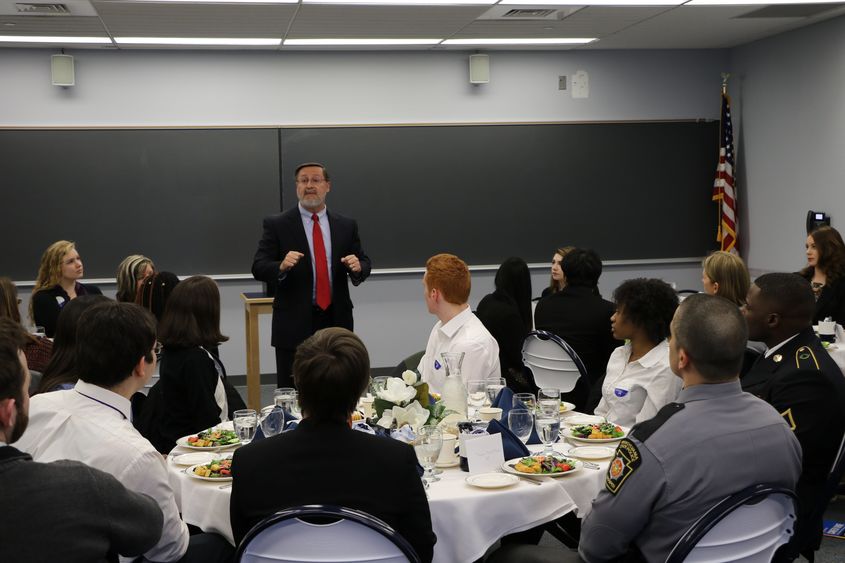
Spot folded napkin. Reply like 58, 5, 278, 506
252, 408, 297, 442
493, 388, 541, 445
352, 421, 376, 435
485, 419, 531, 459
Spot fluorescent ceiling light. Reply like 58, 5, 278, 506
132, 0, 298, 3
442, 38, 596, 45
303, 0, 495, 4
502, 0, 681, 4
688, 0, 843, 4
0, 36, 111, 44
284, 38, 442, 45
115, 37, 281, 46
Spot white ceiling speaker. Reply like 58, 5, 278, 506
51, 54, 74, 87
469, 54, 489, 85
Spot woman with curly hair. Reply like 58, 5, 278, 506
702, 251, 751, 306
800, 226, 845, 324
593, 278, 681, 427
30, 240, 102, 338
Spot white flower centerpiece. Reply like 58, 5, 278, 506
373, 370, 455, 432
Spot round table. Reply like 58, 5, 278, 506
166, 439, 607, 562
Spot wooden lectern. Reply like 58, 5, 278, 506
241, 292, 273, 410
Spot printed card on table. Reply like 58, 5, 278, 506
464, 433, 505, 474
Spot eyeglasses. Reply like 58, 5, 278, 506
296, 177, 326, 185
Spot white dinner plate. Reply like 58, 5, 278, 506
436, 459, 460, 468
465, 473, 519, 489
501, 457, 582, 478
187, 463, 233, 482
172, 452, 216, 467
559, 402, 576, 413
565, 446, 617, 460
567, 425, 629, 444
176, 434, 241, 451
563, 414, 606, 426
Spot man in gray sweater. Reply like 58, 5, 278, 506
0, 317, 163, 563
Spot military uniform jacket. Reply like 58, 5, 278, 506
579, 380, 801, 563
741, 327, 845, 555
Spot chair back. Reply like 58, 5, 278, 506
235, 504, 421, 563
521, 330, 587, 392
665, 484, 797, 563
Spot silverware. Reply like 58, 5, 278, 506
582, 461, 601, 470
218, 483, 233, 490
518, 476, 543, 486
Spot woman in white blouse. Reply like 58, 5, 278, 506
593, 278, 681, 428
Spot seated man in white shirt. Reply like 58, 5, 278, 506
16, 301, 232, 563
417, 253, 500, 394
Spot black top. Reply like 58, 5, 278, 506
230, 418, 436, 562
813, 277, 845, 324
31, 282, 103, 338
741, 327, 845, 557
476, 291, 529, 391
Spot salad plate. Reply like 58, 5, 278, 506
568, 423, 628, 443
188, 459, 233, 482
501, 456, 582, 478
177, 428, 240, 450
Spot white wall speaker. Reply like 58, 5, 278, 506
469, 54, 490, 85
51, 54, 75, 87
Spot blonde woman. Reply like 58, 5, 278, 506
116, 254, 155, 303
30, 240, 102, 337
701, 251, 751, 306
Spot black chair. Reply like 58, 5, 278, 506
665, 484, 797, 563
522, 330, 588, 393
234, 504, 421, 563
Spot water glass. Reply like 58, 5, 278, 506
259, 405, 285, 438
536, 413, 561, 457
233, 409, 258, 444
538, 387, 561, 416
485, 377, 506, 406
508, 408, 533, 444
274, 388, 299, 417
273, 387, 295, 407
513, 392, 536, 413
414, 425, 443, 484
466, 380, 487, 419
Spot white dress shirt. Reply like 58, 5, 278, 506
15, 380, 189, 562
594, 340, 682, 428
418, 306, 501, 395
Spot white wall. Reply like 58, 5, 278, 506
4, 47, 727, 372
730, 14, 845, 274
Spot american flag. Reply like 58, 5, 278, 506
712, 89, 737, 254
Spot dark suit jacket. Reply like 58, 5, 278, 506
741, 327, 845, 556
230, 419, 436, 562
252, 207, 371, 349
814, 277, 845, 324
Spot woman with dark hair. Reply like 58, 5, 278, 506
116, 254, 155, 303
541, 246, 575, 298
30, 240, 102, 338
35, 294, 111, 394
135, 270, 180, 325
476, 257, 533, 392
0, 277, 53, 374
138, 275, 245, 453
800, 226, 845, 324
593, 278, 680, 428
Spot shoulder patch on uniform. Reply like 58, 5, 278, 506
630, 402, 685, 443
794, 346, 820, 370
781, 408, 797, 431
605, 439, 642, 495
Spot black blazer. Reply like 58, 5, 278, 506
31, 282, 102, 338
252, 207, 371, 349
814, 277, 845, 324
741, 327, 845, 556
230, 419, 436, 562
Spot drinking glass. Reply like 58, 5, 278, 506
414, 425, 443, 484
259, 405, 285, 438
508, 408, 533, 444
372, 376, 390, 397
538, 387, 561, 417
485, 377, 507, 406
513, 392, 536, 414
274, 388, 298, 416
233, 409, 258, 444
466, 380, 487, 419
536, 413, 561, 457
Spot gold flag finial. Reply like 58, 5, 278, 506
721, 73, 730, 95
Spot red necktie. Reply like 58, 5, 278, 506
311, 213, 331, 310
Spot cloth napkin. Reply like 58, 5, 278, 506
252, 408, 297, 442
485, 419, 531, 460
492, 388, 541, 445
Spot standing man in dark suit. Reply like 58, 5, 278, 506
252, 162, 371, 388
741, 272, 845, 561
230, 327, 435, 562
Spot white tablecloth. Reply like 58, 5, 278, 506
166, 440, 607, 563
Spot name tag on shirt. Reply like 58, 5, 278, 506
434, 359, 442, 370
614, 388, 629, 398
